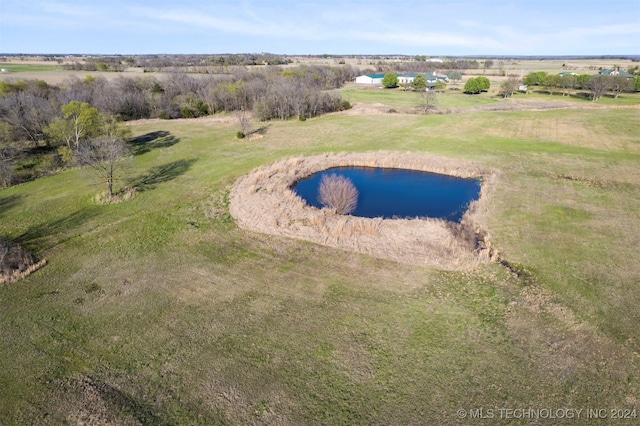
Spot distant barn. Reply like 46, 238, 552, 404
355, 74, 385, 85
355, 72, 449, 89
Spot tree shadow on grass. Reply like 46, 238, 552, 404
248, 124, 270, 137
129, 131, 181, 156
15, 207, 101, 253
0, 193, 22, 218
128, 158, 197, 192
84, 377, 167, 425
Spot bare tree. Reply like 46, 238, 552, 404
587, 75, 610, 101
483, 59, 494, 73
559, 74, 577, 96
0, 159, 13, 188
0, 123, 15, 187
318, 174, 358, 215
0, 91, 56, 146
500, 76, 520, 98
234, 110, 254, 137
76, 136, 131, 199
609, 76, 633, 99
418, 90, 438, 113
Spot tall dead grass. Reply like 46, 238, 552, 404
229, 152, 498, 270
0, 238, 46, 285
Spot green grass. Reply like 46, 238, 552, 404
0, 63, 63, 73
521, 89, 640, 106
340, 88, 497, 110
1, 104, 640, 424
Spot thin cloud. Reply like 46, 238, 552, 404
348, 29, 508, 51
40, 1, 103, 17
127, 6, 302, 38
1, 0, 638, 54
559, 23, 640, 38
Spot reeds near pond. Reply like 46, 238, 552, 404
230, 152, 499, 270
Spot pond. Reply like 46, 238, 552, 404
291, 167, 481, 222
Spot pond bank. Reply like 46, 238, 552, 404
229, 151, 499, 270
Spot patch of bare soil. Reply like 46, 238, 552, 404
341, 102, 393, 115
230, 152, 499, 270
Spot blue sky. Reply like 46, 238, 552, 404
1, 0, 639, 55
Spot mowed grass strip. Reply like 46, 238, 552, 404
0, 63, 64, 73
1, 104, 639, 424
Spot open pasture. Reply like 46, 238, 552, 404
1, 88, 639, 424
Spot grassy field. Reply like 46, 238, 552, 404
1, 93, 640, 424
0, 63, 64, 73
340, 87, 498, 110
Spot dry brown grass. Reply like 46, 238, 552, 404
0, 239, 47, 285
230, 152, 498, 270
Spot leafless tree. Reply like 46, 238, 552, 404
500, 76, 520, 98
58, 75, 93, 104
76, 136, 131, 198
234, 110, 254, 137
318, 174, 358, 215
609, 76, 633, 99
0, 91, 56, 146
587, 75, 610, 101
418, 90, 438, 113
483, 59, 494, 73
0, 159, 13, 188
559, 74, 577, 96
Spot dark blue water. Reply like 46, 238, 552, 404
292, 167, 481, 222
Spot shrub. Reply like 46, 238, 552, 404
318, 174, 358, 215
57, 146, 74, 165
463, 78, 481, 94
236, 131, 246, 139
476, 76, 490, 91
0, 238, 40, 285
181, 107, 194, 118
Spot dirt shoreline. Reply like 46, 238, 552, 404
230, 152, 499, 270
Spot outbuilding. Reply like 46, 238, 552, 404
355, 74, 385, 85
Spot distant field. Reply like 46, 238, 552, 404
0, 68, 161, 84
0, 63, 63, 73
341, 87, 498, 110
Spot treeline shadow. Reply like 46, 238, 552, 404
83, 377, 168, 425
14, 207, 101, 253
0, 193, 22, 218
128, 158, 197, 192
129, 131, 181, 156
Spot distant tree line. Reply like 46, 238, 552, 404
62, 54, 295, 73
365, 59, 480, 75
0, 65, 356, 187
